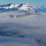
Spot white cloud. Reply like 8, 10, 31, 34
0, 11, 46, 46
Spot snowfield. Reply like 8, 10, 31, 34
0, 11, 46, 46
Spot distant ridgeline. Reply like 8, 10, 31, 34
0, 3, 46, 12
0, 3, 35, 13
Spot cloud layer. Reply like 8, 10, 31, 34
0, 11, 46, 46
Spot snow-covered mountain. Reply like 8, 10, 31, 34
40, 5, 46, 8
0, 3, 46, 13
17, 3, 35, 13
0, 3, 35, 13
17, 3, 32, 10
31, 5, 46, 12
0, 3, 18, 9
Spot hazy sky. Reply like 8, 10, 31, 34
0, 0, 46, 6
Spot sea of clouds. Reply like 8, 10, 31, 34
0, 11, 46, 46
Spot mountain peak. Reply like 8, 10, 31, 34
40, 5, 46, 8
0, 3, 35, 13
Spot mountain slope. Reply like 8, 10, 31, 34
0, 3, 35, 13
0, 3, 46, 12
1, 3, 18, 9
17, 3, 35, 13
31, 5, 46, 12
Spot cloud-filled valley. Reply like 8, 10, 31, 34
0, 11, 46, 46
